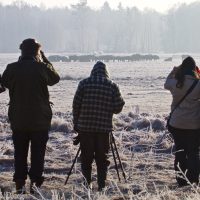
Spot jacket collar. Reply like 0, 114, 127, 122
18, 55, 39, 62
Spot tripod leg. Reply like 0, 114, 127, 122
111, 132, 126, 181
110, 134, 121, 182
64, 146, 81, 185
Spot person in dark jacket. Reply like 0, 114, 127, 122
1, 38, 60, 194
73, 61, 125, 191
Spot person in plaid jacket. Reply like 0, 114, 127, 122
73, 61, 125, 191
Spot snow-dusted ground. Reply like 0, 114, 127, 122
1, 54, 200, 199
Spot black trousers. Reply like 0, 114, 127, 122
79, 132, 110, 186
12, 130, 49, 183
168, 125, 200, 185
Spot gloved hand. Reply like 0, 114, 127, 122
40, 50, 51, 64
73, 134, 80, 146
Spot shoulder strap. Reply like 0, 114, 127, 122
170, 79, 198, 116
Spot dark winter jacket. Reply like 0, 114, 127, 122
2, 57, 60, 131
73, 64, 125, 133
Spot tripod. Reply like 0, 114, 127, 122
64, 132, 126, 185
64, 146, 81, 185
110, 132, 126, 182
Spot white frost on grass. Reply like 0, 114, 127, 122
1, 56, 200, 199
115, 111, 165, 132
0, 109, 197, 200
51, 116, 73, 133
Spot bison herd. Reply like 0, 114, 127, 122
48, 54, 160, 62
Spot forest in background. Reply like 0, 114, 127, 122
0, 1, 200, 53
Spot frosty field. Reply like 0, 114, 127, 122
1, 54, 200, 199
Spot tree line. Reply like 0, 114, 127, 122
0, 1, 200, 53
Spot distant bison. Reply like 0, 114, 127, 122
182, 55, 190, 60
164, 57, 172, 62
48, 54, 160, 62
48, 55, 70, 62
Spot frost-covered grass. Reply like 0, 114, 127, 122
1, 56, 200, 199
1, 111, 200, 200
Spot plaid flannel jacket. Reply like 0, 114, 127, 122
73, 65, 125, 133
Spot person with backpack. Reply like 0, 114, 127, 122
164, 56, 200, 186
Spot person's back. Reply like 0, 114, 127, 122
165, 74, 200, 129
3, 57, 59, 131
73, 62, 124, 133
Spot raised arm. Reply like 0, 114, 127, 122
41, 51, 60, 86
1, 65, 11, 89
44, 63, 60, 86
0, 74, 6, 93
164, 67, 178, 90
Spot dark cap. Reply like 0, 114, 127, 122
19, 38, 41, 56
93, 61, 106, 68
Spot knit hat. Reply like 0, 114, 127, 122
19, 38, 41, 56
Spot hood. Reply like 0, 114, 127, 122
90, 61, 109, 78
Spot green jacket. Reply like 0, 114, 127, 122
2, 57, 60, 131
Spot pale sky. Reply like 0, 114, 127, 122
0, 0, 199, 13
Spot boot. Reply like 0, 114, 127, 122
1, 187, 5, 196
97, 170, 107, 191
15, 180, 26, 194
82, 169, 92, 189
30, 177, 44, 194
